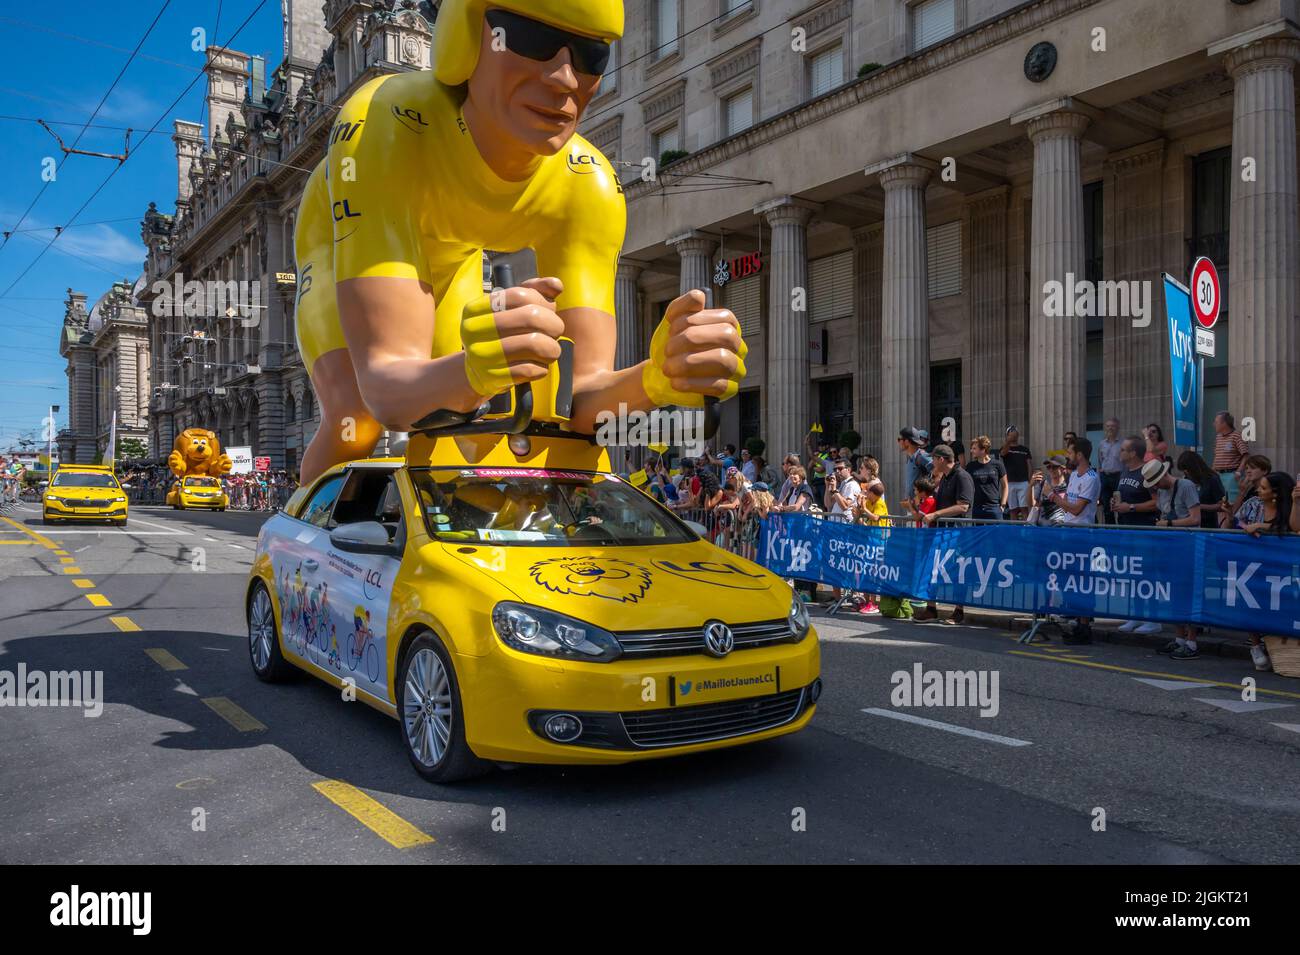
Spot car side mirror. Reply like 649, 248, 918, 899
684, 520, 707, 537
329, 521, 399, 556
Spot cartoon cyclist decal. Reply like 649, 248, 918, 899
292, 0, 747, 482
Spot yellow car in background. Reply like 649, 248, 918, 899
245, 432, 821, 783
167, 475, 229, 511
42, 464, 129, 527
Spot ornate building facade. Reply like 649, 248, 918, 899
56, 283, 151, 464
138, 0, 438, 473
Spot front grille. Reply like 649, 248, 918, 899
621, 687, 806, 748
617, 619, 794, 658
69, 499, 110, 508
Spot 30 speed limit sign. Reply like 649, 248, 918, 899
1190, 257, 1220, 329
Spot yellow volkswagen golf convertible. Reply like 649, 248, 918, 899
43, 463, 129, 526
245, 425, 821, 782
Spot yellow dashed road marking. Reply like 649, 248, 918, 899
202, 697, 266, 732
144, 648, 187, 671
72, 579, 94, 589
1007, 650, 1300, 700
53, 549, 69, 555
312, 780, 435, 849
61, 566, 82, 574
109, 616, 141, 632
0, 517, 58, 549
0, 540, 37, 545
85, 594, 112, 608
59, 557, 74, 564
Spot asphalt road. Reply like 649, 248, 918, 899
0, 502, 1297, 864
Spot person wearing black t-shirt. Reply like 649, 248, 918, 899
915, 445, 973, 624
966, 435, 1007, 520
1111, 436, 1158, 527
999, 427, 1033, 520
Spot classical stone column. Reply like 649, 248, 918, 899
755, 197, 818, 463
1224, 37, 1300, 468
1102, 141, 1169, 433
851, 223, 884, 457
669, 231, 716, 298
873, 158, 932, 499
966, 186, 1009, 442
614, 261, 644, 371
1026, 109, 1090, 454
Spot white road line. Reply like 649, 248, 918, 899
861, 707, 1033, 747
228, 543, 245, 549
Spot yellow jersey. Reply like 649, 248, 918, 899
293, 72, 626, 373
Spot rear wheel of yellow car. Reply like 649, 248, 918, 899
248, 581, 294, 683
398, 632, 489, 783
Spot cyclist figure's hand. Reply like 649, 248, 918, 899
460, 276, 566, 397
643, 289, 747, 408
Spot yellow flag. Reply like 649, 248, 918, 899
629, 469, 648, 487
648, 442, 668, 454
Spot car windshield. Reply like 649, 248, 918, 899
52, 472, 117, 488
408, 468, 695, 546
184, 477, 220, 487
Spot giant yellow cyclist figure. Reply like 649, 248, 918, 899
293, 0, 748, 481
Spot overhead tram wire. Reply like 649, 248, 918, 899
0, 0, 271, 300
0, 0, 174, 256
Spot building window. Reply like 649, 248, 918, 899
912, 0, 956, 53
724, 0, 751, 15
929, 362, 961, 452
926, 220, 962, 298
808, 251, 853, 322
654, 0, 679, 59
1192, 148, 1230, 282
603, 40, 619, 93
723, 87, 753, 136
807, 43, 843, 98
725, 273, 762, 339
652, 124, 681, 164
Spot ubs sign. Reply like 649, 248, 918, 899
713, 251, 762, 287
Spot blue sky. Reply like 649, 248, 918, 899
0, 1, 285, 451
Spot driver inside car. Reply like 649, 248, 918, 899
292, 0, 748, 483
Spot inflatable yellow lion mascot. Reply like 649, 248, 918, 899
168, 428, 234, 478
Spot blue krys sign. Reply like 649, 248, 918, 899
1162, 274, 1200, 447
759, 514, 1300, 637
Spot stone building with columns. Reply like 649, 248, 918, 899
56, 283, 151, 464
138, 1, 437, 472
574, 0, 1300, 498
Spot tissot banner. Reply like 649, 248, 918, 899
759, 513, 1300, 635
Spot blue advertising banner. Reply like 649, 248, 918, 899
759, 514, 1300, 636
1162, 274, 1200, 448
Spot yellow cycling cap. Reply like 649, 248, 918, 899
434, 0, 624, 86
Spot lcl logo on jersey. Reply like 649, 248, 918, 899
567, 153, 602, 174
392, 105, 428, 133
332, 200, 361, 221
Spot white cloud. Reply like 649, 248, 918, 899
59, 224, 144, 266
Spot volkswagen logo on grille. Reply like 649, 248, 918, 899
702, 620, 734, 658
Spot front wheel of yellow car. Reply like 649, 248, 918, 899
398, 632, 489, 783
248, 581, 294, 683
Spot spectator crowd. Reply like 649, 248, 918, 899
644, 410, 1300, 673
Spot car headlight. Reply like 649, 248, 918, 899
492, 602, 622, 663
45, 495, 59, 503
113, 497, 126, 503
789, 595, 811, 641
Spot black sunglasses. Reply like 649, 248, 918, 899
484, 9, 612, 76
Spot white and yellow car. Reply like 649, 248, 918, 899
42, 464, 129, 526
167, 475, 229, 511
245, 432, 821, 783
